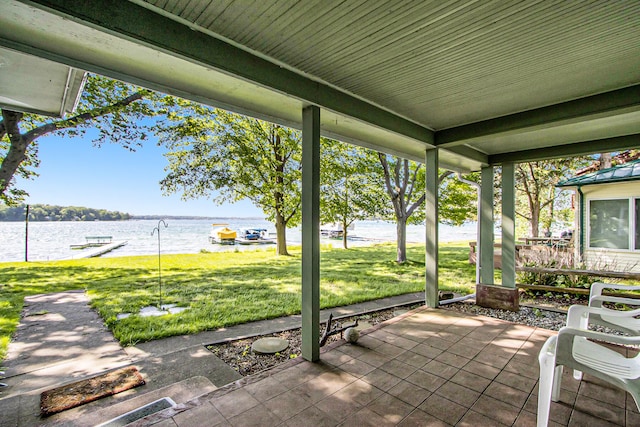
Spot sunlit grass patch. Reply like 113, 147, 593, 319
0, 242, 475, 358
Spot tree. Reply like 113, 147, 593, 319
376, 153, 476, 263
159, 106, 301, 256
0, 74, 162, 205
515, 159, 589, 237
320, 140, 386, 248
0, 203, 131, 221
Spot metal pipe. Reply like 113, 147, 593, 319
439, 293, 476, 306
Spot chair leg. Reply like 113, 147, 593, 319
551, 365, 563, 402
574, 314, 587, 381
537, 337, 558, 427
573, 369, 583, 381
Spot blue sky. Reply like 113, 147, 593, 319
16, 132, 264, 218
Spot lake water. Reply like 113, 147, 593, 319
0, 219, 477, 262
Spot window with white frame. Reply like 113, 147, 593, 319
588, 198, 636, 250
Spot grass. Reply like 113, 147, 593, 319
0, 242, 475, 360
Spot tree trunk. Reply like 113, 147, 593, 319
0, 110, 27, 197
396, 216, 407, 263
274, 213, 289, 256
342, 222, 348, 249
530, 205, 540, 237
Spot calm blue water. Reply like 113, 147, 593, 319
0, 219, 477, 262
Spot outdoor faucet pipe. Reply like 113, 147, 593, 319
439, 293, 476, 306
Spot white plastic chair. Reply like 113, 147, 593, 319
585, 282, 640, 334
537, 305, 640, 427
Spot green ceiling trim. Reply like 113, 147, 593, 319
489, 134, 640, 165
444, 145, 488, 165
435, 85, 640, 146
23, 0, 433, 145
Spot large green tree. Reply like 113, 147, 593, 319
0, 74, 161, 204
320, 140, 386, 248
376, 153, 476, 263
515, 158, 589, 237
159, 106, 301, 256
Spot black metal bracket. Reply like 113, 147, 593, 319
319, 313, 358, 347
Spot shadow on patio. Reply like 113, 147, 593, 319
136, 307, 639, 426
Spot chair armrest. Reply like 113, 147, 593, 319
559, 326, 640, 346
591, 295, 640, 308
567, 304, 640, 329
590, 282, 640, 300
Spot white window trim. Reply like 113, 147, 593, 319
586, 197, 634, 252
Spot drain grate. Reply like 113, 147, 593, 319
96, 397, 176, 427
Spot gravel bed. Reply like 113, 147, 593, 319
443, 301, 569, 331
206, 294, 630, 377
206, 304, 421, 376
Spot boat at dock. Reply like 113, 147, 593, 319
235, 228, 276, 245
320, 223, 354, 239
209, 224, 238, 245
209, 225, 276, 245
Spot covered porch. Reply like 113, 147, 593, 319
2, 2, 640, 424
129, 307, 638, 426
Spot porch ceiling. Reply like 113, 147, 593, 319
1, 0, 639, 170
0, 46, 85, 117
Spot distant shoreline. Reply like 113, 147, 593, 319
0, 216, 268, 222
130, 215, 267, 221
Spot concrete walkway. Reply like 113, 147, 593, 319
0, 290, 424, 426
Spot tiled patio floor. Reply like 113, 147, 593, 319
136, 307, 640, 427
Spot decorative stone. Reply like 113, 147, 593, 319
119, 305, 189, 319
251, 337, 289, 354
344, 327, 359, 343
139, 306, 169, 317
393, 309, 408, 317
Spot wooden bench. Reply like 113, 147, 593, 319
468, 241, 530, 269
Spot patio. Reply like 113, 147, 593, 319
135, 307, 639, 426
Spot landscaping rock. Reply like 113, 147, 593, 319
251, 337, 289, 354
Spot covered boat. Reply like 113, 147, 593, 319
236, 228, 275, 245
209, 225, 237, 244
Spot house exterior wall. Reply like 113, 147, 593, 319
579, 181, 640, 272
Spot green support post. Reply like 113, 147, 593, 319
301, 105, 321, 362
425, 149, 439, 308
479, 166, 494, 285
502, 162, 516, 288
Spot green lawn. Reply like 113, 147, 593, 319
0, 242, 475, 360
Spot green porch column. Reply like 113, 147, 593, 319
425, 149, 439, 308
301, 105, 320, 362
479, 166, 494, 285
501, 162, 516, 288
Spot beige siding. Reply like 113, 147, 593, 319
581, 182, 640, 272
584, 249, 640, 272
583, 182, 640, 199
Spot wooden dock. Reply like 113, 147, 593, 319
71, 241, 128, 259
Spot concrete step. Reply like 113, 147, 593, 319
62, 376, 217, 427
